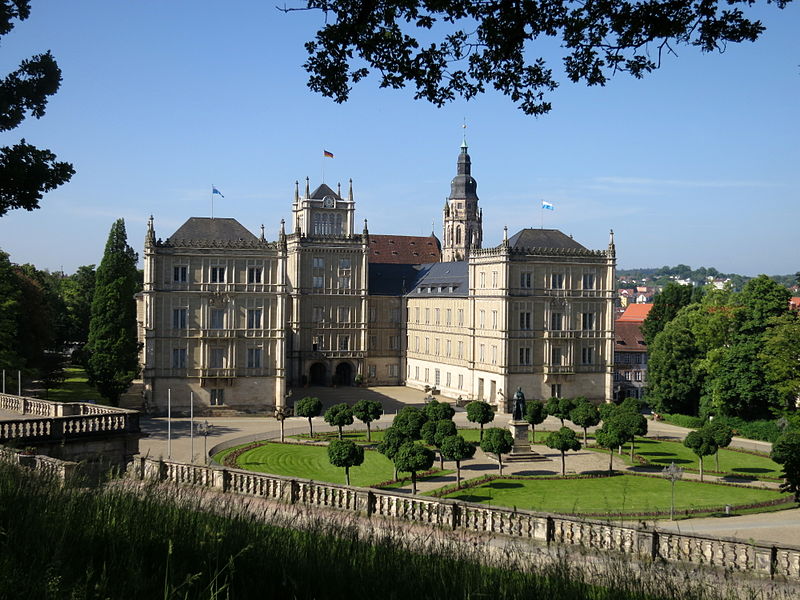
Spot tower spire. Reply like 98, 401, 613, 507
442, 136, 481, 262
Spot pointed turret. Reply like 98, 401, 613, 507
442, 139, 482, 262
348, 178, 353, 202
145, 215, 155, 247
305, 177, 310, 198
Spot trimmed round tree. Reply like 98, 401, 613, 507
393, 442, 435, 495
422, 419, 457, 468
683, 429, 718, 481
524, 401, 547, 443
771, 432, 800, 501
545, 396, 575, 426
393, 406, 428, 440
705, 421, 734, 471
425, 398, 455, 422
546, 426, 582, 476
295, 396, 323, 437
610, 410, 648, 460
439, 435, 476, 488
594, 423, 627, 473
377, 426, 411, 479
324, 403, 354, 439
570, 399, 600, 445
480, 427, 513, 475
466, 401, 495, 441
352, 398, 383, 441
327, 439, 364, 485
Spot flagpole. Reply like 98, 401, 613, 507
211, 186, 214, 220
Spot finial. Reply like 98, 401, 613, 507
363, 218, 369, 234
432, 219, 435, 235
608, 229, 616, 258
260, 224, 265, 240
348, 178, 353, 202
337, 182, 341, 197
609, 229, 615, 245
294, 180, 299, 202
305, 176, 310, 198
280, 219, 286, 237
461, 117, 467, 149
503, 225, 508, 243
146, 215, 155, 245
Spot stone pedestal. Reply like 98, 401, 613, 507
505, 420, 548, 462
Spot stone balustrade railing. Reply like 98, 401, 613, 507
0, 394, 139, 443
0, 446, 78, 480
130, 455, 800, 581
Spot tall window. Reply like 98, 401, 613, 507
312, 306, 325, 322
446, 340, 451, 357
389, 335, 400, 350
247, 308, 262, 329
210, 309, 225, 329
424, 337, 429, 353
582, 273, 595, 290
415, 307, 420, 323
457, 341, 464, 358
434, 369, 441, 386
414, 336, 419, 352
491, 345, 497, 364
550, 273, 564, 289
424, 368, 429, 382
457, 309, 464, 326
492, 271, 498, 288
210, 266, 225, 283
446, 372, 452, 387
210, 389, 224, 405
519, 311, 531, 330
551, 347, 562, 365
338, 258, 351, 289
434, 338, 440, 355
210, 348, 225, 369
247, 347, 262, 368
446, 308, 452, 325
312, 276, 324, 289
582, 312, 596, 330
312, 257, 324, 269
550, 312, 563, 331
581, 347, 594, 365
520, 272, 532, 288
479, 310, 485, 328
338, 335, 350, 351
390, 308, 401, 322
368, 365, 377, 378
172, 308, 187, 329
480, 272, 486, 288
492, 310, 498, 329
458, 374, 464, 389
479, 344, 485, 362
248, 267, 262, 284
415, 366, 419, 379
434, 308, 440, 325
551, 384, 562, 398
519, 347, 531, 365
425, 308, 430, 324
173, 266, 187, 283
172, 348, 187, 368
338, 306, 350, 322
368, 307, 377, 323
389, 364, 398, 377
369, 335, 378, 350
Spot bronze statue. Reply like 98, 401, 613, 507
512, 387, 525, 421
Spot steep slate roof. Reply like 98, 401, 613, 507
507, 228, 588, 251
310, 183, 340, 199
407, 261, 469, 297
369, 234, 441, 264
167, 218, 258, 243
617, 303, 653, 323
615, 321, 648, 353
368, 263, 423, 296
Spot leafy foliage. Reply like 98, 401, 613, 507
569, 399, 600, 445
545, 427, 582, 476
425, 398, 455, 422
393, 442, 435, 494
352, 398, 383, 441
295, 396, 323, 436
324, 403, 354, 439
465, 401, 494, 440
642, 282, 694, 346
327, 439, 364, 485
480, 427, 513, 474
770, 432, 800, 501
377, 426, 412, 462
85, 219, 139, 405
647, 311, 702, 415
545, 396, 575, 425
523, 401, 547, 440
683, 429, 718, 481
594, 424, 627, 473
393, 406, 428, 439
0, 4, 73, 216
439, 434, 475, 487
295, 0, 784, 115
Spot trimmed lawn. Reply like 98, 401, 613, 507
595, 438, 782, 478
227, 442, 396, 487
44, 367, 104, 403
443, 474, 789, 515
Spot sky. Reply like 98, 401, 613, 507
0, 1, 798, 276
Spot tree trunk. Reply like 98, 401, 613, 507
393, 466, 398, 480
497, 453, 503, 475
280, 420, 285, 443
308, 417, 313, 437
630, 437, 635, 461
345, 466, 350, 486
608, 449, 613, 473
456, 461, 461, 488
367, 422, 372, 442
338, 426, 343, 440
439, 451, 444, 470
411, 471, 417, 495
480, 424, 484, 441
699, 457, 704, 482
583, 427, 588, 445
561, 450, 566, 476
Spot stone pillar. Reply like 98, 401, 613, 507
505, 420, 548, 462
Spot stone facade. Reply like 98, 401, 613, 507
138, 143, 615, 414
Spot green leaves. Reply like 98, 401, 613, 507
770, 432, 800, 501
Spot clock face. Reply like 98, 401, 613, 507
322, 195, 335, 209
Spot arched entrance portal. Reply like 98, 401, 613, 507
334, 362, 353, 386
309, 362, 327, 385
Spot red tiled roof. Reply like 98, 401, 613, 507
790, 297, 800, 311
617, 303, 653, 323
369, 234, 441, 264
615, 321, 647, 352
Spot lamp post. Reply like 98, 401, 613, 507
662, 462, 684, 520
196, 420, 213, 465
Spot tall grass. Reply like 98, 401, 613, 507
0, 462, 788, 599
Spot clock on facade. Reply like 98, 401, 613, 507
322, 195, 335, 208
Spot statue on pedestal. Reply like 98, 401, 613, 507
512, 387, 525, 421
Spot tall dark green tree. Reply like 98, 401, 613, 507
771, 432, 800, 501
0, 2, 74, 216
86, 219, 139, 405
646, 312, 702, 415
707, 339, 777, 420
760, 313, 800, 413
735, 274, 791, 335
60, 265, 96, 346
0, 250, 22, 371
642, 282, 694, 346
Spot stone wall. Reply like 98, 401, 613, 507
131, 455, 800, 581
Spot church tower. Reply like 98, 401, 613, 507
442, 139, 482, 261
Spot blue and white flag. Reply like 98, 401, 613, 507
212, 185, 224, 198
542, 200, 554, 210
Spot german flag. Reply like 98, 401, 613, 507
323, 150, 334, 158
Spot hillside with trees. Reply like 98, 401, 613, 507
618, 265, 798, 291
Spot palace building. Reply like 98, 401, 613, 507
137, 142, 616, 414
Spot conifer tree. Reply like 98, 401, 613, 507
86, 219, 139, 405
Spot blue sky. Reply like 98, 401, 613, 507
1, 1, 798, 276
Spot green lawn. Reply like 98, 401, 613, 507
292, 427, 555, 445
45, 367, 104, 403
224, 442, 397, 487
443, 474, 789, 515
595, 438, 782, 478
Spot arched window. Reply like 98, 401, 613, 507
455, 226, 461, 245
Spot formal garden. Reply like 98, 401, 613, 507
213, 396, 798, 520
